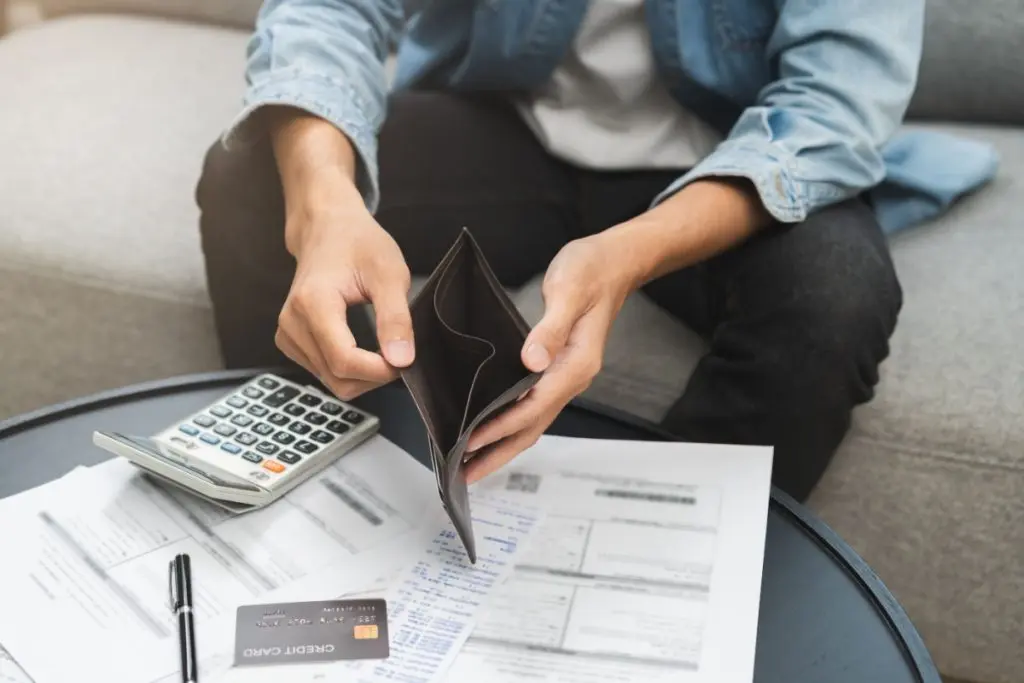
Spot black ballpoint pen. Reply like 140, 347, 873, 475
168, 553, 199, 682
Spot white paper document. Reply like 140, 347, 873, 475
0, 646, 31, 683
212, 492, 543, 683
445, 435, 772, 683
0, 437, 439, 683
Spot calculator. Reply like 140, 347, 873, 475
92, 373, 380, 512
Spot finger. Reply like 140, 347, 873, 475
278, 324, 383, 400
464, 426, 547, 485
293, 285, 397, 383
274, 326, 318, 376
276, 314, 330, 379
330, 377, 389, 401
466, 390, 547, 453
367, 269, 415, 367
523, 283, 589, 372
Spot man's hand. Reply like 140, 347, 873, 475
463, 233, 640, 484
268, 107, 415, 400
277, 208, 415, 400
462, 178, 772, 485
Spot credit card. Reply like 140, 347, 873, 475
234, 599, 389, 667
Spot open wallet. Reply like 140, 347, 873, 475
400, 228, 542, 563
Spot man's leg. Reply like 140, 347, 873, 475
649, 199, 902, 501
196, 92, 578, 369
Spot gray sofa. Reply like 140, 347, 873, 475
1, 2, 1021, 682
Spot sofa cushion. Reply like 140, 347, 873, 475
0, 15, 244, 416
0, 15, 248, 305
29, 0, 262, 30
909, 0, 1024, 125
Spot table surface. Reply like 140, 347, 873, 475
0, 369, 939, 683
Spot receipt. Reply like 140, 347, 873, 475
212, 492, 543, 683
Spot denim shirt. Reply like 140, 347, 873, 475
230, 0, 999, 234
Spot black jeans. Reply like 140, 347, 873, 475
196, 92, 902, 501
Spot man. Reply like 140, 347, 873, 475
196, 0, 988, 501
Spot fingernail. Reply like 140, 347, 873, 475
385, 340, 414, 366
524, 342, 551, 371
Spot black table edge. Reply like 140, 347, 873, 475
1, 368, 940, 682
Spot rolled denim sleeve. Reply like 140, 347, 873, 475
223, 0, 403, 212
653, 0, 925, 223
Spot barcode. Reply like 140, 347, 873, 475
506, 472, 541, 493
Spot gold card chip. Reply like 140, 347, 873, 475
353, 624, 379, 640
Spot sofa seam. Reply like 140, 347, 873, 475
854, 434, 1024, 473
0, 262, 212, 310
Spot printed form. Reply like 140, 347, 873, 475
0, 646, 30, 683
446, 435, 772, 683
212, 492, 543, 683
0, 436, 440, 683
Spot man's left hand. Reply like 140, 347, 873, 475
463, 232, 641, 484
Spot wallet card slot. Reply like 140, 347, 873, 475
401, 241, 491, 456
433, 252, 535, 433
434, 257, 497, 438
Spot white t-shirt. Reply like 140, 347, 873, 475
516, 0, 722, 170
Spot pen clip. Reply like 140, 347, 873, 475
168, 558, 179, 612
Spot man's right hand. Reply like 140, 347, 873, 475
268, 108, 415, 400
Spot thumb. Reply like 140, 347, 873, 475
523, 289, 584, 372
369, 276, 415, 368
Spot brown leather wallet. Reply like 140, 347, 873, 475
399, 228, 542, 563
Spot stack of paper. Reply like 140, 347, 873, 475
0, 432, 772, 683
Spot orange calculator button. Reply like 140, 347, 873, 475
262, 460, 285, 474
353, 624, 378, 640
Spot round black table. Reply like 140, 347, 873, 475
0, 369, 938, 683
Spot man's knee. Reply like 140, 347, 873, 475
776, 203, 902, 401
196, 136, 286, 265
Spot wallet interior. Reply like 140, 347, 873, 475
402, 229, 539, 460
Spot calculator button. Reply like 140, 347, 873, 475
310, 430, 335, 444
242, 451, 263, 464
193, 415, 216, 428
268, 413, 291, 427
221, 443, 242, 455
304, 412, 327, 426
342, 410, 365, 424
252, 423, 274, 436
273, 431, 296, 445
179, 424, 200, 436
226, 396, 248, 409
283, 404, 306, 417
230, 414, 254, 427
243, 387, 264, 399
247, 405, 269, 417
326, 420, 351, 435
214, 424, 237, 437
257, 377, 281, 390
294, 440, 317, 455
236, 432, 258, 446
289, 422, 312, 435
320, 401, 343, 416
298, 394, 323, 407
278, 451, 302, 465
200, 433, 221, 445
210, 405, 233, 419
263, 386, 301, 408
262, 460, 286, 474
256, 441, 280, 456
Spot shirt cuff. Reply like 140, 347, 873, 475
222, 70, 382, 213
649, 138, 846, 224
